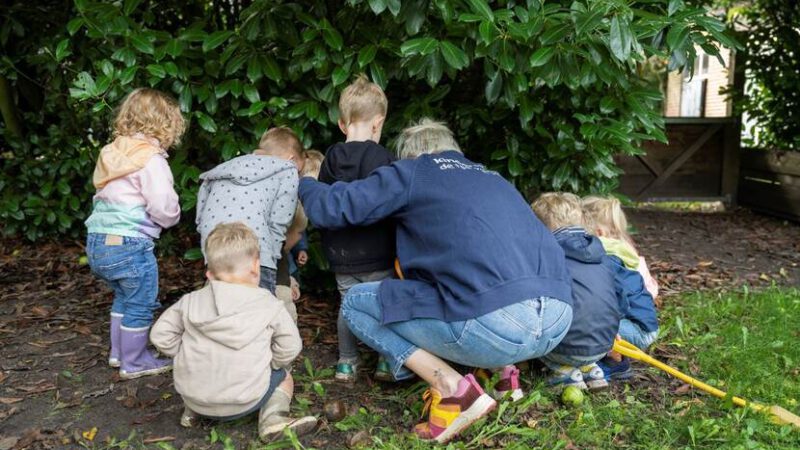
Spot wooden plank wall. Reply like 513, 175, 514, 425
739, 151, 800, 221
616, 119, 737, 201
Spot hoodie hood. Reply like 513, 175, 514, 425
199, 154, 296, 186
598, 236, 640, 269
185, 281, 281, 350
554, 226, 606, 264
319, 141, 392, 183
93, 136, 165, 189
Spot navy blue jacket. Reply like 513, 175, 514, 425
551, 227, 621, 357
299, 151, 572, 324
611, 257, 659, 332
318, 141, 397, 274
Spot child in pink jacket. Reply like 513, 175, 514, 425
85, 88, 185, 380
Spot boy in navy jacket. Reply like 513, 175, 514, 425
532, 193, 622, 391
319, 74, 397, 382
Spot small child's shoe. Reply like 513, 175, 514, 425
597, 356, 633, 382
258, 388, 317, 441
493, 365, 524, 401
580, 364, 609, 391
373, 356, 394, 382
546, 367, 587, 390
414, 374, 496, 444
334, 360, 358, 382
180, 406, 197, 428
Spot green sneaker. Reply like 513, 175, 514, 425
374, 357, 394, 382
335, 361, 358, 382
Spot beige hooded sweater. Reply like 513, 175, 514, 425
150, 281, 301, 417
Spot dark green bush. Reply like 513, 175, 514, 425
1, 0, 730, 242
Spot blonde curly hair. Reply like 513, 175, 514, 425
113, 88, 186, 149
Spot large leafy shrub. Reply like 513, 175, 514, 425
726, 0, 799, 150
1, 0, 730, 241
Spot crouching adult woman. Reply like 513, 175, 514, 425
299, 118, 573, 443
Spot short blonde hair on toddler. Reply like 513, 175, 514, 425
256, 126, 303, 158
531, 192, 583, 230
581, 195, 633, 243
339, 74, 388, 126
113, 88, 186, 149
303, 149, 324, 177
205, 222, 260, 276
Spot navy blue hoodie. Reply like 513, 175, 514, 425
318, 141, 397, 274
299, 151, 572, 324
551, 227, 621, 357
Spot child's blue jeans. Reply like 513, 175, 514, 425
87, 233, 159, 328
619, 319, 659, 350
341, 281, 573, 380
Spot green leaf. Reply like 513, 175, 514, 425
508, 157, 523, 176
183, 247, 204, 261
332, 66, 349, 86
439, 41, 469, 69
370, 64, 387, 89
247, 58, 262, 83
165, 40, 184, 58
320, 20, 343, 50
123, 0, 142, 15
202, 31, 233, 52
401, 37, 438, 56
146, 64, 166, 78
529, 47, 555, 67
368, 0, 387, 14
130, 35, 154, 54
195, 112, 217, 133
358, 45, 377, 68
668, 0, 683, 16
479, 21, 494, 44
119, 66, 137, 85
179, 85, 192, 112
485, 71, 502, 104
540, 24, 570, 45
66, 18, 83, 35
466, 0, 494, 22
243, 85, 260, 103
666, 24, 689, 50
55, 39, 70, 62
609, 16, 628, 61
262, 56, 281, 82
387, 0, 401, 16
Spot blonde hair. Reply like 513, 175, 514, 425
531, 192, 583, 230
303, 149, 324, 176
256, 127, 303, 158
396, 118, 461, 160
339, 74, 388, 126
581, 195, 634, 244
205, 222, 260, 275
113, 88, 186, 149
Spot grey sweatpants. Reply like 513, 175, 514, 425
335, 270, 393, 362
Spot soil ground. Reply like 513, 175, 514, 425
1, 208, 798, 449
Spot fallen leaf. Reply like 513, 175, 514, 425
0, 397, 23, 404
81, 427, 97, 441
142, 436, 175, 444
0, 437, 19, 450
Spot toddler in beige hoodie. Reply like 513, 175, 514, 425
150, 222, 316, 441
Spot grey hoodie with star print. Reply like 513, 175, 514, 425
196, 154, 298, 269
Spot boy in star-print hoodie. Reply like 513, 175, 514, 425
196, 127, 305, 295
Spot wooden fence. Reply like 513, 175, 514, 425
616, 117, 740, 203
739, 150, 800, 221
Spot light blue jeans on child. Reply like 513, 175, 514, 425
619, 319, 659, 350
87, 233, 159, 328
341, 282, 573, 380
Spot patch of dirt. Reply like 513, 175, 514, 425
0, 208, 797, 448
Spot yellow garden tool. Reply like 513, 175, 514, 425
613, 338, 800, 427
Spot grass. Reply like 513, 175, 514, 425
92, 288, 800, 449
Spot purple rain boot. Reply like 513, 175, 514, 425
108, 313, 123, 368
119, 325, 172, 380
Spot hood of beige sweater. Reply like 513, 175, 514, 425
183, 281, 281, 350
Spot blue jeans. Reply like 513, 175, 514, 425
619, 319, 659, 350
259, 266, 277, 295
87, 233, 159, 328
341, 282, 573, 380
